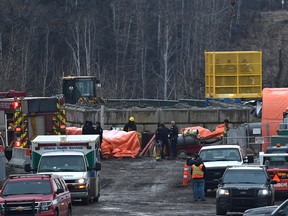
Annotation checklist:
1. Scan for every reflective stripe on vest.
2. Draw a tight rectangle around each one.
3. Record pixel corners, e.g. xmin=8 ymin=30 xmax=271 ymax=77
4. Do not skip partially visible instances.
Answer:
xmin=192 ymin=164 xmax=204 ymax=179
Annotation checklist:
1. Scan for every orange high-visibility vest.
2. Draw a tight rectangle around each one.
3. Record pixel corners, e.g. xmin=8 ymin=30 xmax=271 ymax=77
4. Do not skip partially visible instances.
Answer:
xmin=192 ymin=164 xmax=204 ymax=179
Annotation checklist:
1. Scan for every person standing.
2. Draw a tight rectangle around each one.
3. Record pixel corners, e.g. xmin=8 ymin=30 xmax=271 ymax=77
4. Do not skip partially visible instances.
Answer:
xmin=123 ymin=116 xmax=137 ymax=132
xmin=95 ymin=121 xmax=103 ymax=145
xmin=159 ymin=122 xmax=170 ymax=159
xmin=169 ymin=121 xmax=178 ymax=159
xmin=222 ymin=119 xmax=231 ymax=144
xmin=82 ymin=121 xmax=96 ymax=134
xmin=154 ymin=123 xmax=163 ymax=161
xmin=191 ymin=157 xmax=206 ymax=202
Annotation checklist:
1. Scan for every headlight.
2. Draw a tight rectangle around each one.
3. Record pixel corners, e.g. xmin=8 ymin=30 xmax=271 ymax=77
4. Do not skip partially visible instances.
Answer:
xmin=218 ymin=189 xmax=229 ymax=196
xmin=78 ymin=178 xmax=87 ymax=184
xmin=40 ymin=201 xmax=52 ymax=212
xmin=258 ymin=189 xmax=269 ymax=196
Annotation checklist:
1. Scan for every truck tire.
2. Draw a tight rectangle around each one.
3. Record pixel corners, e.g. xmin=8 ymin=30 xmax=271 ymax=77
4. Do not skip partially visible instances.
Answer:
xmin=82 ymin=196 xmax=90 ymax=205
xmin=177 ymin=150 xmax=187 ymax=159
xmin=216 ymin=202 xmax=227 ymax=215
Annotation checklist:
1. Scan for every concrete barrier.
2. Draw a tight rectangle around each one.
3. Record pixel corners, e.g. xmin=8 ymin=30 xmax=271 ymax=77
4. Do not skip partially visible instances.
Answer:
xmin=8 ymin=147 xmax=31 ymax=168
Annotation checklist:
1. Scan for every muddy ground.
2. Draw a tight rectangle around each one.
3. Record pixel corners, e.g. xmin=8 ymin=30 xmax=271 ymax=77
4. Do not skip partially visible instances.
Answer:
xmin=74 ymin=157 xmax=286 ymax=216
xmin=6 ymin=157 xmax=286 ymax=216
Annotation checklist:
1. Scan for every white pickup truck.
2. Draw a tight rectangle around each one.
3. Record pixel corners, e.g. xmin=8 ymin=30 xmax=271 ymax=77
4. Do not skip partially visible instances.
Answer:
xmin=198 ymin=145 xmax=245 ymax=192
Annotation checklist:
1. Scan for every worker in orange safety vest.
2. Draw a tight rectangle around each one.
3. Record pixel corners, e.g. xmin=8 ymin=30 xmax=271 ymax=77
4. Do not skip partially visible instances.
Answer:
xmin=191 ymin=157 xmax=206 ymax=202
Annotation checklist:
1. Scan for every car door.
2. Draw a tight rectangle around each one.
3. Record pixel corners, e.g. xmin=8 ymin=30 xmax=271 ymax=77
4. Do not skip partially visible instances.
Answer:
xmin=53 ymin=178 xmax=66 ymax=215
xmin=59 ymin=177 xmax=71 ymax=213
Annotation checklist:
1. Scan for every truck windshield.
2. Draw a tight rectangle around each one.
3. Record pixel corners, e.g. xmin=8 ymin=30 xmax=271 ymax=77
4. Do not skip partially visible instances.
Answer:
xmin=38 ymin=155 xmax=86 ymax=172
xmin=199 ymin=148 xmax=241 ymax=162
xmin=76 ymin=79 xmax=94 ymax=97
xmin=223 ymin=170 xmax=267 ymax=184
xmin=264 ymin=156 xmax=288 ymax=168
xmin=2 ymin=180 xmax=52 ymax=196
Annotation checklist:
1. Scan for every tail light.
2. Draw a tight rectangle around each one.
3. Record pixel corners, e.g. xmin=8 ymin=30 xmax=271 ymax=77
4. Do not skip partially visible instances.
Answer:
xmin=14 ymin=141 xmax=21 ymax=147
xmin=60 ymin=124 xmax=66 ymax=135
xmin=14 ymin=127 xmax=22 ymax=138
xmin=10 ymin=101 xmax=21 ymax=109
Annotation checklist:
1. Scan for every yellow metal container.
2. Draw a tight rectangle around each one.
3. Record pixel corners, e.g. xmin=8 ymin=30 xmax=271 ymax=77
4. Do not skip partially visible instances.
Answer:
xmin=205 ymin=51 xmax=262 ymax=99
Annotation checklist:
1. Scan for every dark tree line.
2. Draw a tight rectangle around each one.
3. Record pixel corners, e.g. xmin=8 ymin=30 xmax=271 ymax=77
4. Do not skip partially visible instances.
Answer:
xmin=0 ymin=0 xmax=286 ymax=99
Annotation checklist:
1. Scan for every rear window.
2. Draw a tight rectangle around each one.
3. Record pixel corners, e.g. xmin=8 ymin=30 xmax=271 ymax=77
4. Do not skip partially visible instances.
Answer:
xmin=223 ymin=169 xmax=267 ymax=184
xmin=199 ymin=148 xmax=241 ymax=162
xmin=2 ymin=180 xmax=52 ymax=196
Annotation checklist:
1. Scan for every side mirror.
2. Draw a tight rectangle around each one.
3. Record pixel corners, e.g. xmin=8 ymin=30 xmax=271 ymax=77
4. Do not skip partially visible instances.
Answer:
xmin=218 ymin=178 xmax=223 ymax=184
xmin=24 ymin=164 xmax=31 ymax=172
xmin=247 ymin=155 xmax=254 ymax=163
xmin=95 ymin=162 xmax=101 ymax=171
xmin=270 ymin=179 xmax=278 ymax=185
xmin=56 ymin=188 xmax=64 ymax=194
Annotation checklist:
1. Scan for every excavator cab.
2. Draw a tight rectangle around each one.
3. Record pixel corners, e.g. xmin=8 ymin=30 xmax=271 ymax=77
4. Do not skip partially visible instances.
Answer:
xmin=62 ymin=76 xmax=100 ymax=104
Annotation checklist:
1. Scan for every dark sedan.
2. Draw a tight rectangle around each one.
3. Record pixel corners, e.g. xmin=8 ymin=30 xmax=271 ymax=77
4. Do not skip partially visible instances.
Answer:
xmin=243 ymin=199 xmax=288 ymax=216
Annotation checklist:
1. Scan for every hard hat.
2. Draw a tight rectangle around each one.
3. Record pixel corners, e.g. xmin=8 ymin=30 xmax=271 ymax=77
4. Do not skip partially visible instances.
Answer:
xmin=129 ymin=116 xmax=135 ymax=122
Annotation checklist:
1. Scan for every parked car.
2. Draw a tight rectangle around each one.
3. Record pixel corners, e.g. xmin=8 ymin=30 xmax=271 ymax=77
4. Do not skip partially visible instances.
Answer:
xmin=243 ymin=199 xmax=288 ymax=216
xmin=0 ymin=174 xmax=72 ymax=216
xmin=216 ymin=165 xmax=277 ymax=215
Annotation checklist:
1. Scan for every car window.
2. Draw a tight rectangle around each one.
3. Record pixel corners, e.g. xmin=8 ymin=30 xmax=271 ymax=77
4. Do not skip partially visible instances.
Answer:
xmin=54 ymin=178 xmax=64 ymax=191
xmin=2 ymin=180 xmax=52 ymax=195
xmin=223 ymin=169 xmax=267 ymax=184
xmin=59 ymin=178 xmax=68 ymax=191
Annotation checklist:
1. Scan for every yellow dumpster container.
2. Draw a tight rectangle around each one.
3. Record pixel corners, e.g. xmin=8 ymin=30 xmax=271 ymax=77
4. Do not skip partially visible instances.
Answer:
xmin=205 ymin=51 xmax=262 ymax=99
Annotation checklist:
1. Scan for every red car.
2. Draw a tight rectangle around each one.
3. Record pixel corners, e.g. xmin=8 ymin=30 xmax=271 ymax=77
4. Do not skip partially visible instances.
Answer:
xmin=0 ymin=174 xmax=72 ymax=216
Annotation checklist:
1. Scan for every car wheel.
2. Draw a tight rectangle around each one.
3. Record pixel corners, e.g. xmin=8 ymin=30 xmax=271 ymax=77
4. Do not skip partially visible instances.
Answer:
xmin=67 ymin=206 xmax=72 ymax=216
xmin=82 ymin=196 xmax=90 ymax=205
xmin=55 ymin=210 xmax=59 ymax=216
xmin=216 ymin=202 xmax=227 ymax=215
xmin=177 ymin=150 xmax=187 ymax=159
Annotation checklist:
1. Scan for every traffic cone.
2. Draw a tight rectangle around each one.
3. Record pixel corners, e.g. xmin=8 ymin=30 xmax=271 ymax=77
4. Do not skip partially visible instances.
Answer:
xmin=182 ymin=163 xmax=189 ymax=186
xmin=273 ymin=174 xmax=281 ymax=183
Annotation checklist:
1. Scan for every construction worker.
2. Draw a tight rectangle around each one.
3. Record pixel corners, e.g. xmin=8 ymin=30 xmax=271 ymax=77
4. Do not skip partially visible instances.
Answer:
xmin=191 ymin=157 xmax=206 ymax=202
xmin=222 ymin=119 xmax=231 ymax=144
xmin=123 ymin=116 xmax=137 ymax=132
xmin=169 ymin=121 xmax=178 ymax=159
xmin=95 ymin=122 xmax=103 ymax=145
xmin=159 ymin=122 xmax=170 ymax=159
xmin=82 ymin=121 xmax=97 ymax=134
xmin=155 ymin=123 xmax=162 ymax=161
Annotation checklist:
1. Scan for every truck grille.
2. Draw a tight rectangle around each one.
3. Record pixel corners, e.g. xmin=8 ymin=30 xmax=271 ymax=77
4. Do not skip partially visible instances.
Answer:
xmin=2 ymin=200 xmax=39 ymax=216
xmin=230 ymin=189 xmax=259 ymax=209
xmin=205 ymin=167 xmax=226 ymax=189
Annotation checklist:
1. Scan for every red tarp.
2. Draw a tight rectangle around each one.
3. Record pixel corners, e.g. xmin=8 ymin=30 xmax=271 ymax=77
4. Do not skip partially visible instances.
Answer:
xmin=262 ymin=88 xmax=288 ymax=151
xmin=180 ymin=124 xmax=225 ymax=139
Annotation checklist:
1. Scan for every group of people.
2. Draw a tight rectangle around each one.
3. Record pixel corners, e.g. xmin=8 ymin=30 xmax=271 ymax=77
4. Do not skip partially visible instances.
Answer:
xmin=82 ymin=120 xmax=103 ymax=145
xmin=154 ymin=121 xmax=179 ymax=161
xmin=122 ymin=117 xmax=179 ymax=161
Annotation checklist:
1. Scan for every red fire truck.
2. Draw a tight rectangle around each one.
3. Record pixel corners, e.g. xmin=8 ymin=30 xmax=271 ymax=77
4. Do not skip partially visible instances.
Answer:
xmin=260 ymin=151 xmax=288 ymax=192
xmin=0 ymin=92 xmax=66 ymax=159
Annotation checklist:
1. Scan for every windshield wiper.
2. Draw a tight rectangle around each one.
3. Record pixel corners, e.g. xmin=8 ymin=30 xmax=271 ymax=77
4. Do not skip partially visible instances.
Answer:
xmin=59 ymin=169 xmax=77 ymax=172
xmin=39 ymin=169 xmax=56 ymax=172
